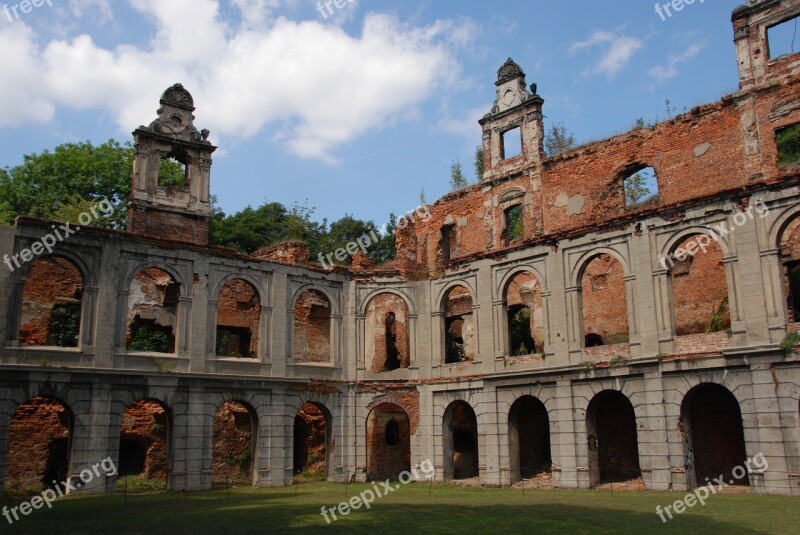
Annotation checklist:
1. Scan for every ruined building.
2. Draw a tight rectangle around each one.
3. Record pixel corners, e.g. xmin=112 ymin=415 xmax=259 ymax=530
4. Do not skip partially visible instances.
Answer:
xmin=2 ymin=0 xmax=800 ymax=496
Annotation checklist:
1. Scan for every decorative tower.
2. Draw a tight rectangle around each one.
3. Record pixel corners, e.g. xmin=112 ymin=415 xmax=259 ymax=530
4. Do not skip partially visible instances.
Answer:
xmin=127 ymin=84 xmax=216 ymax=246
xmin=478 ymin=59 xmax=545 ymax=182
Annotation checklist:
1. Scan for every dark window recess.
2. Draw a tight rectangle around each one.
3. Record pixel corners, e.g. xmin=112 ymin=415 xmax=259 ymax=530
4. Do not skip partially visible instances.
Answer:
xmin=118 ymin=438 xmax=147 ymax=476
xmin=767 ymin=16 xmax=799 ymax=59
xmin=508 ymin=305 xmax=534 ymax=356
xmin=585 ymin=333 xmax=604 ymax=347
xmin=47 ymin=303 xmax=81 ymax=347
xmin=384 ymin=312 xmax=401 ymax=371
xmin=787 ymin=262 xmax=800 ymax=322
xmin=505 ymin=204 xmax=524 ymax=243
xmin=776 ymin=123 xmax=800 ymax=165
xmin=502 ymin=127 xmax=522 ymax=159
xmin=216 ymin=326 xmax=253 ymax=358
xmin=385 ymin=420 xmax=400 ymax=446
xmin=441 ymin=225 xmax=457 ymax=266
xmin=445 ymin=317 xmax=466 ymax=363
xmin=623 ymin=166 xmax=659 ymax=207
xmin=128 ymin=317 xmax=174 ymax=353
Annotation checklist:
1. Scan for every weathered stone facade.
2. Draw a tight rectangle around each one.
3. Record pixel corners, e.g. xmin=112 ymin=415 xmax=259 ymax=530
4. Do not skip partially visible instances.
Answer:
xmin=1 ymin=0 xmax=800 ymax=497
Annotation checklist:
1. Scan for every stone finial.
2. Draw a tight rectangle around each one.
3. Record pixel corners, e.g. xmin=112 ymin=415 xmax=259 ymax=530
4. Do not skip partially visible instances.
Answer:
xmin=496 ymin=58 xmax=525 ymax=86
xmin=139 ymin=83 xmax=211 ymax=145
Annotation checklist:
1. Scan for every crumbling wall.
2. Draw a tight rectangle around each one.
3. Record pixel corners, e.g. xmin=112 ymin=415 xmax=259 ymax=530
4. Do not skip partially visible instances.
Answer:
xmin=293 ymin=290 xmax=331 ymax=363
xmin=366 ymin=403 xmax=410 ymax=480
xmin=365 ymin=294 xmax=410 ymax=373
xmin=120 ymin=400 xmax=169 ymax=480
xmin=5 ymin=398 xmax=70 ymax=491
xmin=581 ymin=254 xmax=628 ymax=346
xmin=126 ymin=268 xmax=178 ymax=352
xmin=19 ymin=256 xmax=83 ymax=347
xmin=444 ymin=286 xmax=476 ymax=363
xmin=212 ymin=401 xmax=253 ymax=485
xmin=671 ymin=236 xmax=729 ymax=335
xmin=216 ymin=279 xmax=260 ymax=357
xmin=781 ymin=217 xmax=800 ymax=323
xmin=505 ymin=271 xmax=544 ymax=355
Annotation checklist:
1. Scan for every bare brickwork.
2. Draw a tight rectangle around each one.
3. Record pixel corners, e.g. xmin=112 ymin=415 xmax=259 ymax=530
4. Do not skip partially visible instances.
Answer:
xmin=1 ymin=0 xmax=800 ymax=498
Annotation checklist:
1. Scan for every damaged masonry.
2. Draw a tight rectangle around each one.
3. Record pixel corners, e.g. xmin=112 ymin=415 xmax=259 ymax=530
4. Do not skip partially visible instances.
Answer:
xmin=3 ymin=0 xmax=800 ymax=497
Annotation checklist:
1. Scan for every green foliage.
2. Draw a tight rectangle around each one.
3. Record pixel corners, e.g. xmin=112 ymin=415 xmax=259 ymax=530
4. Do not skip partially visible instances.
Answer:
xmin=215 ymin=329 xmax=251 ymax=358
xmin=509 ymin=307 xmax=534 ymax=356
xmin=776 ymin=123 xmax=800 ymax=165
xmin=705 ymin=297 xmax=730 ymax=333
xmin=780 ymin=331 xmax=800 ymax=354
xmin=0 ymin=140 xmax=132 ymax=229
xmin=544 ymin=123 xmax=576 ymax=157
xmin=47 ymin=304 xmax=80 ymax=347
xmin=624 ymin=173 xmax=652 ymax=206
xmin=115 ymin=474 xmax=167 ymax=492
xmin=227 ymin=451 xmax=252 ymax=467
xmin=419 ymin=188 xmax=427 ymax=205
xmin=445 ymin=339 xmax=466 ymax=363
xmin=506 ymin=205 xmax=524 ymax=242
xmin=158 ymin=158 xmax=187 ymax=189
xmin=450 ymin=159 xmax=468 ymax=191
xmin=474 ymin=145 xmax=485 ymax=181
xmin=129 ymin=327 xmax=171 ymax=353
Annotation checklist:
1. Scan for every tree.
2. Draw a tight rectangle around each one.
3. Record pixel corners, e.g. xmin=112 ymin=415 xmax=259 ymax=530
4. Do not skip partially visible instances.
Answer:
xmin=450 ymin=159 xmax=467 ymax=191
xmin=474 ymin=145 xmax=485 ymax=181
xmin=544 ymin=123 xmax=576 ymax=157
xmin=0 ymin=140 xmax=134 ymax=229
xmin=624 ymin=173 xmax=652 ymax=206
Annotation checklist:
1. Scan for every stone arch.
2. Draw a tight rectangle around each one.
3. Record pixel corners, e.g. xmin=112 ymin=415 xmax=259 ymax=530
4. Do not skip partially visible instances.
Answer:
xmin=4 ymin=396 xmax=73 ymax=492
xmin=440 ymin=285 xmax=476 ymax=363
xmin=578 ymin=253 xmax=630 ymax=348
xmin=293 ymin=402 xmax=332 ymax=478
xmin=358 ymin=288 xmax=415 ymax=317
xmin=586 ymin=390 xmax=641 ymax=487
xmin=212 ymin=273 xmax=267 ymax=307
xmin=502 ymin=270 xmax=544 ymax=356
xmin=508 ymin=396 xmax=551 ymax=484
xmin=775 ymin=211 xmax=800 ymax=323
xmin=290 ymin=284 xmax=339 ymax=315
xmin=18 ymin=255 xmax=85 ymax=348
xmin=121 ymin=261 xmax=188 ymax=297
xmin=662 ymin=231 xmax=730 ymax=336
xmin=364 ymin=293 xmax=410 ymax=372
xmin=366 ymin=403 xmax=411 ymax=480
xmin=212 ymin=400 xmax=257 ymax=486
xmin=118 ymin=398 xmax=172 ymax=487
xmin=442 ymin=400 xmax=479 ymax=480
xmin=680 ymin=383 xmax=749 ymax=489
xmin=572 ymin=247 xmax=630 ymax=288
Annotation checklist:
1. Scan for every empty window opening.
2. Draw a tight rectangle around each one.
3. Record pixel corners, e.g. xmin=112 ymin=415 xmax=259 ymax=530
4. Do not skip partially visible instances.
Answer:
xmin=5 ymin=397 xmax=72 ymax=492
xmin=19 ymin=256 xmax=83 ymax=348
xmin=669 ymin=235 xmax=730 ymax=335
xmin=119 ymin=400 xmax=170 ymax=489
xmin=293 ymin=290 xmax=332 ymax=363
xmin=365 ymin=294 xmax=410 ymax=373
xmin=509 ymin=396 xmax=551 ymax=484
xmin=502 ymin=127 xmax=522 ymax=159
xmin=443 ymin=286 xmax=476 ymax=363
xmin=776 ymin=122 xmax=800 ymax=166
xmin=681 ymin=384 xmax=749 ymax=489
xmin=623 ymin=166 xmax=660 ymax=207
xmin=158 ymin=155 xmax=187 ymax=190
xmin=581 ymin=254 xmax=629 ymax=348
xmin=443 ymin=401 xmax=479 ymax=481
xmin=585 ymin=333 xmax=604 ymax=347
xmin=505 ymin=271 xmax=543 ymax=356
xmin=126 ymin=268 xmax=179 ymax=354
xmin=367 ymin=403 xmax=410 ymax=480
xmin=212 ymin=401 xmax=255 ymax=486
xmin=767 ymin=16 xmax=799 ymax=59
xmin=216 ymin=279 xmax=260 ymax=358
xmin=780 ymin=217 xmax=800 ymax=323
xmin=586 ymin=391 xmax=642 ymax=487
xmin=441 ymin=224 xmax=457 ymax=267
xmin=505 ymin=204 xmax=524 ymax=243
xmin=293 ymin=403 xmax=329 ymax=478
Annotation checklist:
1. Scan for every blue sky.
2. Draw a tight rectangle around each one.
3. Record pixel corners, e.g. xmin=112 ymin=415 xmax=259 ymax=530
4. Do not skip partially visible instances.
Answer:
xmin=0 ymin=1 xmax=760 ymax=226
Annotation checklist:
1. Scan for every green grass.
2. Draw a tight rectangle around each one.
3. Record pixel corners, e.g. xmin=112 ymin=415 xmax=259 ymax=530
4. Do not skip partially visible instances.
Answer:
xmin=1 ymin=482 xmax=798 ymax=534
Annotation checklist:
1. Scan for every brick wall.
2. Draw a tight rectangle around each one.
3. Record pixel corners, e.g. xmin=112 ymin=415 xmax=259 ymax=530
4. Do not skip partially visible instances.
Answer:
xmin=293 ymin=290 xmax=331 ymax=363
xmin=5 ymin=398 xmax=70 ymax=491
xmin=19 ymin=257 xmax=83 ymax=346
xmin=293 ymin=403 xmax=326 ymax=475
xmin=120 ymin=400 xmax=169 ymax=480
xmin=365 ymin=293 xmax=410 ymax=373
xmin=671 ymin=236 xmax=729 ymax=335
xmin=216 ymin=279 xmax=261 ymax=357
xmin=581 ymin=254 xmax=628 ymax=344
xmin=212 ymin=401 xmax=253 ymax=485
xmin=505 ymin=271 xmax=544 ymax=354
xmin=126 ymin=268 xmax=178 ymax=348
xmin=127 ymin=208 xmax=209 ymax=246
xmin=366 ymin=404 xmax=410 ymax=480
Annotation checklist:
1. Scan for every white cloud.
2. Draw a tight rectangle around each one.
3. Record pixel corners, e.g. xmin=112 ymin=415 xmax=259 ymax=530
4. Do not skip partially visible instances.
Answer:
xmin=0 ymin=0 xmax=463 ymax=163
xmin=569 ymin=30 xmax=642 ymax=79
xmin=68 ymin=0 xmax=113 ymax=24
xmin=649 ymin=42 xmax=706 ymax=81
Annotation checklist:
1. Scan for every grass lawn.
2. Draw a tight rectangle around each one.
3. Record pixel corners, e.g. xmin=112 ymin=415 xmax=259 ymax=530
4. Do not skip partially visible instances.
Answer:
xmin=1 ymin=481 xmax=798 ymax=534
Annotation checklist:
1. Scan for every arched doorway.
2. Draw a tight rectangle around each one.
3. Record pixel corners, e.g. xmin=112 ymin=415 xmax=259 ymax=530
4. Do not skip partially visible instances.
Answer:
xmin=118 ymin=399 xmax=171 ymax=489
xmin=443 ymin=401 xmax=479 ymax=480
xmin=509 ymin=396 xmax=551 ymax=484
xmin=586 ymin=390 xmax=641 ymax=486
xmin=366 ymin=403 xmax=411 ymax=480
xmin=212 ymin=401 xmax=257 ymax=486
xmin=293 ymin=403 xmax=331 ymax=479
